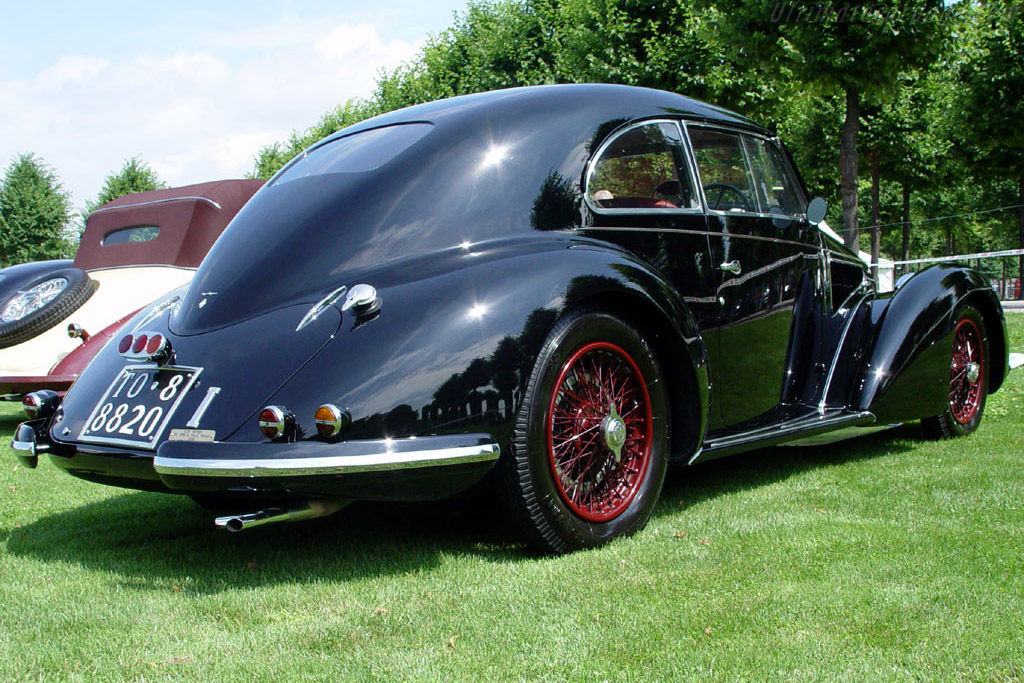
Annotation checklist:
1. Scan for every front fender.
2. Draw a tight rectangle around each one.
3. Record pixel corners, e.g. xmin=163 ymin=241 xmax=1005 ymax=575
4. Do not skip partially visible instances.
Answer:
xmin=255 ymin=235 xmax=709 ymax=451
xmin=854 ymin=264 xmax=1007 ymax=423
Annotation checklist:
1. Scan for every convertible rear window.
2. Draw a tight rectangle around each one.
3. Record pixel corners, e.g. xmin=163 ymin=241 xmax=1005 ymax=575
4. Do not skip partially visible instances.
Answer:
xmin=272 ymin=123 xmax=433 ymax=185
xmin=102 ymin=225 xmax=160 ymax=245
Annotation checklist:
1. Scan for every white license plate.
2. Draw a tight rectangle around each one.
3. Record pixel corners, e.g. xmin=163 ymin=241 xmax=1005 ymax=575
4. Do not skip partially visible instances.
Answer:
xmin=78 ymin=365 xmax=202 ymax=449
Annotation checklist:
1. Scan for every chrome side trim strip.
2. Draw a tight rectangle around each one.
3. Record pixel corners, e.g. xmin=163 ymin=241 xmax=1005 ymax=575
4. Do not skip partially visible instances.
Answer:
xmin=694 ymin=410 xmax=875 ymax=463
xmin=577 ymin=226 xmax=813 ymax=250
xmin=154 ymin=437 xmax=500 ymax=478
xmin=90 ymin=196 xmax=222 ymax=214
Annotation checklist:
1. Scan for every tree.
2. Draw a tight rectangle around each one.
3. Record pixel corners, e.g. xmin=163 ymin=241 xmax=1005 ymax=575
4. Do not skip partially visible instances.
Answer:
xmin=858 ymin=67 xmax=947 ymax=274
xmin=254 ymin=0 xmax=775 ymax=178
xmin=0 ymin=153 xmax=73 ymax=266
xmin=709 ymin=0 xmax=948 ymax=252
xmin=953 ymin=0 xmax=1024 ymax=297
xmin=84 ymin=157 xmax=166 ymax=219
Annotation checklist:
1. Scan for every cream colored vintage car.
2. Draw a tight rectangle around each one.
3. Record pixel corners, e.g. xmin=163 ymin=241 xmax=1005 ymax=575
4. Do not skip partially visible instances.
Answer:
xmin=0 ymin=179 xmax=262 ymax=395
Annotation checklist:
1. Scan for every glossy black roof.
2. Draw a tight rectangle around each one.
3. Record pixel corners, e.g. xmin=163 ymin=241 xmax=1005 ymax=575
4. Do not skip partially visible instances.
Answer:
xmin=175 ymin=85 xmax=767 ymax=333
xmin=328 ymin=83 xmax=764 ymax=147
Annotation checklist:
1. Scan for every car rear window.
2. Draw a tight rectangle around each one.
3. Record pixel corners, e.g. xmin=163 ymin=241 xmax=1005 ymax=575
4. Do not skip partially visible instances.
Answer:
xmin=102 ymin=225 xmax=160 ymax=245
xmin=272 ymin=123 xmax=433 ymax=185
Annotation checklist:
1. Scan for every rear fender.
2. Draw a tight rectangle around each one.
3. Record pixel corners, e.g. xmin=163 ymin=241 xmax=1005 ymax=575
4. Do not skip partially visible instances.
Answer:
xmin=256 ymin=237 xmax=710 ymax=453
xmin=854 ymin=265 xmax=1007 ymax=423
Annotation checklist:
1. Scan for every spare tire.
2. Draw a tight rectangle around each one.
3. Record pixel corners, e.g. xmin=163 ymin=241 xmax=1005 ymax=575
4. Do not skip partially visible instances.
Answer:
xmin=0 ymin=267 xmax=96 ymax=348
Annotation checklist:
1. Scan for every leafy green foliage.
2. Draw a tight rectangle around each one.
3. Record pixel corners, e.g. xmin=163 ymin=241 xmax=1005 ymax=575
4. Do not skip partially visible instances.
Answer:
xmin=84 ymin=157 xmax=166 ymax=216
xmin=255 ymin=0 xmax=772 ymax=178
xmin=79 ymin=157 xmax=166 ymax=236
xmin=954 ymin=0 xmax=1024 ymax=178
xmin=0 ymin=153 xmax=73 ymax=266
xmin=952 ymin=0 xmax=1024 ymax=290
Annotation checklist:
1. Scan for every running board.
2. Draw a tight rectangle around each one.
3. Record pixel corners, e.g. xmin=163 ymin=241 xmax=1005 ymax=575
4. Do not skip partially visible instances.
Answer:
xmin=690 ymin=410 xmax=876 ymax=464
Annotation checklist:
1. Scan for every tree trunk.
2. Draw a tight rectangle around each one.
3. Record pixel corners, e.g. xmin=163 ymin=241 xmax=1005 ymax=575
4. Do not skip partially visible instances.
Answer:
xmin=1018 ymin=174 xmax=1024 ymax=299
xmin=840 ymin=85 xmax=860 ymax=253
xmin=870 ymin=159 xmax=881 ymax=282
xmin=901 ymin=183 xmax=911 ymax=275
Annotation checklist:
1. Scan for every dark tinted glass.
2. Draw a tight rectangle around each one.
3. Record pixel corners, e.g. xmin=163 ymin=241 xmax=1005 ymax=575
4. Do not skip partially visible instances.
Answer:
xmin=272 ymin=123 xmax=433 ymax=185
xmin=102 ymin=225 xmax=160 ymax=245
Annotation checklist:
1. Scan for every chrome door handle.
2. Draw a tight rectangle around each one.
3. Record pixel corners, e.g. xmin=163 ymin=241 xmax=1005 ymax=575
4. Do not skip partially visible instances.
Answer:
xmin=720 ymin=260 xmax=742 ymax=275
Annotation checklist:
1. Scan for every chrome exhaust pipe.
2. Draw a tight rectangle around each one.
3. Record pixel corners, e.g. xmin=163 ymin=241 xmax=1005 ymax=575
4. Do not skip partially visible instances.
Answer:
xmin=214 ymin=499 xmax=350 ymax=532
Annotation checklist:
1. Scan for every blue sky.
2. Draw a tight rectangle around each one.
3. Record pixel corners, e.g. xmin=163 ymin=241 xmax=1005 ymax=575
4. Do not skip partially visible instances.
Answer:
xmin=0 ymin=0 xmax=470 ymax=208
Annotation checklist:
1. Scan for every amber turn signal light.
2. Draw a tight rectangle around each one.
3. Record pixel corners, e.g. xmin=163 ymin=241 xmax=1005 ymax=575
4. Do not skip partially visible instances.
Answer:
xmin=313 ymin=404 xmax=350 ymax=438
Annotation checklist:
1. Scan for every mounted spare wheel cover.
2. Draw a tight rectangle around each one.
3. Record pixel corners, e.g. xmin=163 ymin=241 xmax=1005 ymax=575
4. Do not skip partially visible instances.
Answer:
xmin=0 ymin=267 xmax=96 ymax=348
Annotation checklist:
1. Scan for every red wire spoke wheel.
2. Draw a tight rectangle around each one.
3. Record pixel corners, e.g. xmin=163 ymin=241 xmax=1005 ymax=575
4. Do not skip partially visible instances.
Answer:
xmin=923 ymin=305 xmax=989 ymax=439
xmin=546 ymin=342 xmax=653 ymax=522
xmin=948 ymin=317 xmax=984 ymax=425
xmin=500 ymin=309 xmax=668 ymax=553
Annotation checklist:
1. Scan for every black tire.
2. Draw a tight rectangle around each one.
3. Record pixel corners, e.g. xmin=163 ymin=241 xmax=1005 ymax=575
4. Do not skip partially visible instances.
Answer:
xmin=0 ymin=267 xmax=95 ymax=348
xmin=498 ymin=309 xmax=669 ymax=553
xmin=922 ymin=305 xmax=988 ymax=439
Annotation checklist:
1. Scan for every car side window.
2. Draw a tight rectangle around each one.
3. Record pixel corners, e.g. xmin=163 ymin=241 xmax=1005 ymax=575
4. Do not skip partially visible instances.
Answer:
xmin=687 ymin=127 xmax=759 ymax=213
xmin=587 ymin=122 xmax=699 ymax=211
xmin=743 ymin=136 xmax=806 ymax=218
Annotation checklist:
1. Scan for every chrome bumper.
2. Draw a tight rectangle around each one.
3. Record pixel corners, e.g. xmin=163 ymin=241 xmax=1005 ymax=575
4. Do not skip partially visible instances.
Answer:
xmin=14 ymin=425 xmax=501 ymax=501
xmin=10 ymin=420 xmax=47 ymax=469
xmin=153 ymin=434 xmax=500 ymax=478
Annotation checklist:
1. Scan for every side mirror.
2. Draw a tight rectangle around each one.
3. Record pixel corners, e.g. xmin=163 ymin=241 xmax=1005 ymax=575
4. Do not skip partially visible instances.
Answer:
xmin=806 ymin=197 xmax=827 ymax=226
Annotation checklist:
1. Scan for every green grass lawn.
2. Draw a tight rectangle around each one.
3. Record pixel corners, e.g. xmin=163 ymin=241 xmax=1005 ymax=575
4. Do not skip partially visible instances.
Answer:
xmin=2 ymin=318 xmax=1022 ymax=681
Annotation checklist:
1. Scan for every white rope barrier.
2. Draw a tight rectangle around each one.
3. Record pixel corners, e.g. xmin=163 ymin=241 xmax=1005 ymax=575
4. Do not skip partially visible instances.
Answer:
xmin=888 ymin=248 xmax=1024 ymax=267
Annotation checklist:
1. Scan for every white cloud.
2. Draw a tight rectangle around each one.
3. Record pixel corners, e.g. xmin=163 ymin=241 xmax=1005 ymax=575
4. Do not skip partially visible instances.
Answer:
xmin=0 ymin=22 xmax=422 ymax=209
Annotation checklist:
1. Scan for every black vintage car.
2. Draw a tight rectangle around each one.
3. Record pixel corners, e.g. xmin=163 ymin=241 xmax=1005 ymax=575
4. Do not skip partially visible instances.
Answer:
xmin=12 ymin=85 xmax=1008 ymax=553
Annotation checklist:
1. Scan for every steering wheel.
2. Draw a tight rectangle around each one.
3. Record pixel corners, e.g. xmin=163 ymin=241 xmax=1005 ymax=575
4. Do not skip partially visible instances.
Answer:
xmin=703 ymin=183 xmax=752 ymax=212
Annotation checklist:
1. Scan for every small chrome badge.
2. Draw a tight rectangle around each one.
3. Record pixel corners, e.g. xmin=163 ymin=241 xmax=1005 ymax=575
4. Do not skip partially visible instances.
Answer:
xmin=168 ymin=429 xmax=216 ymax=443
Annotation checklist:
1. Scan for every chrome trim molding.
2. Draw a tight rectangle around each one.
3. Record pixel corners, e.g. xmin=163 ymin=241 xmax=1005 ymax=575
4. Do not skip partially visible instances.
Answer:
xmin=154 ymin=434 xmax=500 ymax=478
xmin=696 ymin=410 xmax=875 ymax=463
xmin=186 ymin=387 xmax=221 ymax=428
xmin=584 ymin=118 xmax=706 ymax=216
xmin=91 ymin=196 xmax=222 ymax=214
xmin=296 ymin=285 xmax=347 ymax=331
xmin=578 ymin=226 xmax=813 ymax=250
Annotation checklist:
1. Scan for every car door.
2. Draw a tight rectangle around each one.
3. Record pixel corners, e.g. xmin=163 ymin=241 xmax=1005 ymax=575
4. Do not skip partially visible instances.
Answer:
xmin=582 ymin=119 xmax=718 ymax=332
xmin=685 ymin=125 xmax=822 ymax=430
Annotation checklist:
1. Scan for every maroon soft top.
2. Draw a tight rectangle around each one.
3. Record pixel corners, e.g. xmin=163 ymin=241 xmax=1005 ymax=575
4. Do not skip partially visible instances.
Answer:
xmin=73 ymin=179 xmax=264 ymax=271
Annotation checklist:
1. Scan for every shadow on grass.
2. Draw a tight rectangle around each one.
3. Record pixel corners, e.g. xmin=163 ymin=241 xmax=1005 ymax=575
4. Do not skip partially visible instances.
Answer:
xmin=0 ymin=412 xmax=24 ymax=432
xmin=3 ymin=424 xmax=923 ymax=591
xmin=658 ymin=423 xmax=922 ymax=510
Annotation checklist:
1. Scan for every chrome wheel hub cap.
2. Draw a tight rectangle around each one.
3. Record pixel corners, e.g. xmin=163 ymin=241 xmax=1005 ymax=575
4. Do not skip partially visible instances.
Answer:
xmin=601 ymin=403 xmax=627 ymax=462
xmin=1 ymin=277 xmax=67 ymax=322
xmin=966 ymin=362 xmax=980 ymax=384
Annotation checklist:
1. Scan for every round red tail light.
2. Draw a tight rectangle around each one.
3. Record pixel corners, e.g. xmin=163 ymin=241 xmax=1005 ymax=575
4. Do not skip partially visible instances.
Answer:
xmin=22 ymin=390 xmax=59 ymax=419
xmin=22 ymin=393 xmax=41 ymax=419
xmin=145 ymin=334 xmax=166 ymax=357
xmin=117 ymin=330 xmax=173 ymax=362
xmin=258 ymin=405 xmax=294 ymax=440
xmin=132 ymin=334 xmax=149 ymax=355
